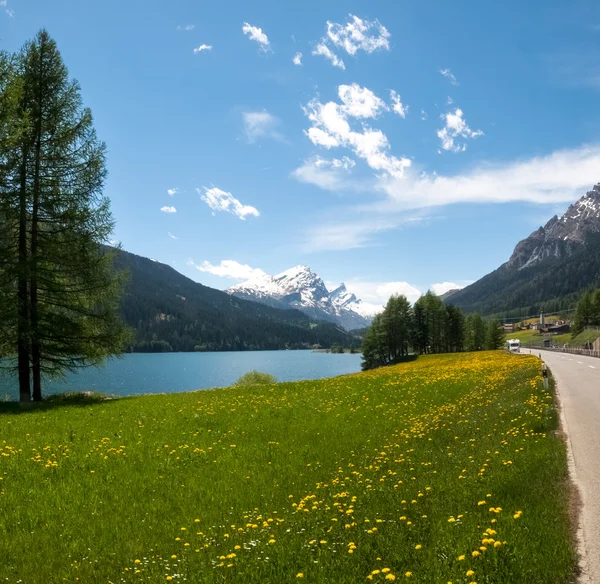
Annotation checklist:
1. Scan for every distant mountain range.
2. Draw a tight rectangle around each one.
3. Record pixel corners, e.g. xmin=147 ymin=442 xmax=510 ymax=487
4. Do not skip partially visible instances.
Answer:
xmin=227 ymin=265 xmax=374 ymax=331
xmin=111 ymin=249 xmax=360 ymax=352
xmin=448 ymin=183 xmax=600 ymax=316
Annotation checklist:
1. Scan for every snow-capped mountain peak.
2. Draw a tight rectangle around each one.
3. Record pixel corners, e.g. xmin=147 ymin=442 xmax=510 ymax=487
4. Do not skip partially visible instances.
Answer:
xmin=227 ymin=269 xmax=376 ymax=330
xmin=328 ymin=283 xmax=358 ymax=308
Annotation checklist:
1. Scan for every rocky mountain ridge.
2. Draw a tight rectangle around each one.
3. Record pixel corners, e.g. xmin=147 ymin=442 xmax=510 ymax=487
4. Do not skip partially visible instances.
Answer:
xmin=508 ymin=184 xmax=600 ymax=270
xmin=446 ymin=182 xmax=600 ymax=316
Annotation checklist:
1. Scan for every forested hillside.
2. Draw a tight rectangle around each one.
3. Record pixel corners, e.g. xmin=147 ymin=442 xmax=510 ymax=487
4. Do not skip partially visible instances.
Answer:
xmin=449 ymin=232 xmax=600 ymax=318
xmin=112 ymin=249 xmax=359 ymax=352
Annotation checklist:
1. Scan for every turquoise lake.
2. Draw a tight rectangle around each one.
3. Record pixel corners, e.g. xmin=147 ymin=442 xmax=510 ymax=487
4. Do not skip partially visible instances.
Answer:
xmin=0 ymin=351 xmax=363 ymax=399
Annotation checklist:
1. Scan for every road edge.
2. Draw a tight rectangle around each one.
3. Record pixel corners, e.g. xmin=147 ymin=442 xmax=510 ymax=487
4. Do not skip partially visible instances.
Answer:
xmin=548 ymin=360 xmax=592 ymax=584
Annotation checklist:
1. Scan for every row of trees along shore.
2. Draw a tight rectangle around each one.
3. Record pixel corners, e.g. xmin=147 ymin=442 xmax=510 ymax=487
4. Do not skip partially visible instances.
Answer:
xmin=362 ymin=292 xmax=504 ymax=370
xmin=0 ymin=31 xmax=128 ymax=402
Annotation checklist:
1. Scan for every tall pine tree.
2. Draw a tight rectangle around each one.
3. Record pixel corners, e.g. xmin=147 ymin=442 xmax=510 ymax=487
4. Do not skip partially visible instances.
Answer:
xmin=0 ymin=31 xmax=129 ymax=401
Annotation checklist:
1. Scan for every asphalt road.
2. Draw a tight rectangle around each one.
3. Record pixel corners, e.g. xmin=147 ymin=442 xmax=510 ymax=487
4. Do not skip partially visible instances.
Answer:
xmin=524 ymin=349 xmax=600 ymax=583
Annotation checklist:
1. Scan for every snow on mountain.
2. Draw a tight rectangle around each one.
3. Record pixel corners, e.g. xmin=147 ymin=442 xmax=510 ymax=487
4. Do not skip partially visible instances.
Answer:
xmin=227 ymin=266 xmax=375 ymax=330
xmin=507 ymin=183 xmax=600 ymax=270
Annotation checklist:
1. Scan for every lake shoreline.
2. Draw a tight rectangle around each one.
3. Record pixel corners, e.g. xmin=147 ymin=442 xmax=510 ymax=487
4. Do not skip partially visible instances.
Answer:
xmin=0 ymin=350 xmax=363 ymax=400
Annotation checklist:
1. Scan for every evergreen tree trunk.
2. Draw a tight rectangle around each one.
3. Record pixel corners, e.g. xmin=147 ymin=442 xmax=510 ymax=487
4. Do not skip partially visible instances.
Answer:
xmin=31 ymin=144 xmax=41 ymax=401
xmin=30 ymin=45 xmax=43 ymax=402
xmin=17 ymin=146 xmax=31 ymax=402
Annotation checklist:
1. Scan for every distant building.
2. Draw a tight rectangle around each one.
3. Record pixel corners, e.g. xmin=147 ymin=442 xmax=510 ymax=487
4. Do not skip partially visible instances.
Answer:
xmin=531 ymin=323 xmax=544 ymax=331
xmin=545 ymin=323 xmax=570 ymax=335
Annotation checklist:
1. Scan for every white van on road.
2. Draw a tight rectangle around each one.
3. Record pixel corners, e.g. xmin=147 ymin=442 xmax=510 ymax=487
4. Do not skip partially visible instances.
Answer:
xmin=506 ymin=339 xmax=521 ymax=353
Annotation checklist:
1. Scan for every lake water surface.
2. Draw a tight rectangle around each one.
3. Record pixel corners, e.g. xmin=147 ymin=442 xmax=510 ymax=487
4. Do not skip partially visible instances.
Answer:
xmin=0 ymin=351 xmax=363 ymax=399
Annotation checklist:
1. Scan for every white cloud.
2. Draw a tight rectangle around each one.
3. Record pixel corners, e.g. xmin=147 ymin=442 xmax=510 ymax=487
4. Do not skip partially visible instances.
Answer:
xmin=302 ymin=84 xmax=411 ymax=178
xmin=160 ymin=206 xmax=177 ymax=213
xmin=1 ymin=0 xmax=14 ymax=17
xmin=194 ymin=259 xmax=268 ymax=280
xmin=390 ymin=90 xmax=408 ymax=118
xmin=193 ymin=44 xmax=213 ymax=54
xmin=293 ymin=52 xmax=303 ymax=66
xmin=327 ymin=15 xmax=390 ymax=56
xmin=312 ymin=14 xmax=390 ymax=69
xmin=303 ymin=219 xmax=399 ymax=252
xmin=346 ymin=280 xmax=422 ymax=308
xmin=242 ymin=111 xmax=282 ymax=142
xmin=378 ymin=145 xmax=600 ymax=209
xmin=199 ymin=187 xmax=259 ymax=220
xmin=420 ymin=109 xmax=428 ymax=121
xmin=167 ymin=187 xmax=178 ymax=196
xmin=168 ymin=232 xmax=179 ymax=240
xmin=315 ymin=156 xmax=356 ymax=170
xmin=292 ymin=156 xmax=357 ymax=191
xmin=177 ymin=24 xmax=195 ymax=31
xmin=446 ymin=96 xmax=454 ymax=105
xmin=339 ymin=83 xmax=388 ymax=118
xmin=312 ymin=43 xmax=345 ymax=70
xmin=242 ymin=22 xmax=270 ymax=51
xmin=431 ymin=281 xmax=467 ymax=296
xmin=437 ymin=108 xmax=483 ymax=152
xmin=439 ymin=68 xmax=459 ymax=85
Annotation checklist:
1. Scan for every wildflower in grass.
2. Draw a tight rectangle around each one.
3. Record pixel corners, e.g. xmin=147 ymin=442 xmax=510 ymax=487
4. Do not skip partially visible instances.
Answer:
xmin=458 ymin=555 xmax=465 ymax=561
xmin=472 ymin=551 xmax=480 ymax=557
xmin=405 ymin=572 xmax=412 ymax=577
xmin=134 ymin=559 xmax=141 ymax=564
xmin=466 ymin=570 xmax=475 ymax=577
xmin=494 ymin=541 xmax=502 ymax=548
xmin=385 ymin=575 xmax=396 ymax=581
xmin=415 ymin=544 xmax=422 ymax=550
xmin=296 ymin=574 xmax=304 ymax=579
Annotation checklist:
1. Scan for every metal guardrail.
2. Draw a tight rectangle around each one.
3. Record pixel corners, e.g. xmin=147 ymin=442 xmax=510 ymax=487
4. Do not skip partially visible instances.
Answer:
xmin=540 ymin=347 xmax=600 ymax=359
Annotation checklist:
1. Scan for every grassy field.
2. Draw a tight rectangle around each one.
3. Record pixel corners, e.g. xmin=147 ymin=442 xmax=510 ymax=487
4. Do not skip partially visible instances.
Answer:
xmin=570 ymin=329 xmax=600 ymax=347
xmin=503 ymin=329 xmax=541 ymax=343
xmin=503 ymin=330 xmax=572 ymax=347
xmin=0 ymin=352 xmax=575 ymax=583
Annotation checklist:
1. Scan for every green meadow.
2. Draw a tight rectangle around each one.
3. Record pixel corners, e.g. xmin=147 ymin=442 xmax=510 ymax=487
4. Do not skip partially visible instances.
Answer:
xmin=0 ymin=352 xmax=575 ymax=583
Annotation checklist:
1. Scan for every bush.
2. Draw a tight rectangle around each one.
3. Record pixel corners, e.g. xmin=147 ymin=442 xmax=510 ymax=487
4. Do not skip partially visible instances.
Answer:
xmin=235 ymin=370 xmax=277 ymax=386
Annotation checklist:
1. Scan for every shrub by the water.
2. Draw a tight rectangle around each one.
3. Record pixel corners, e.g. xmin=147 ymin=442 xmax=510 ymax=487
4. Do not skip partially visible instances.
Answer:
xmin=235 ymin=370 xmax=277 ymax=386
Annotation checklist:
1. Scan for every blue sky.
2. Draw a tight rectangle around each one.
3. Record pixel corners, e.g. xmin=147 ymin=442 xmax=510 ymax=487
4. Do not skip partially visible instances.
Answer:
xmin=4 ymin=0 xmax=600 ymax=308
